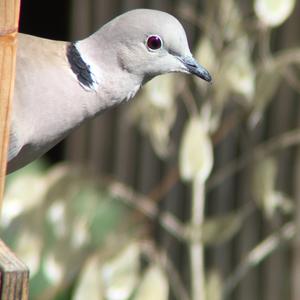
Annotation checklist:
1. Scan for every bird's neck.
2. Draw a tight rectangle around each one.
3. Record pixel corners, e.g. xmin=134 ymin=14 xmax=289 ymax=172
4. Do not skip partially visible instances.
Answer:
xmin=73 ymin=38 xmax=142 ymax=117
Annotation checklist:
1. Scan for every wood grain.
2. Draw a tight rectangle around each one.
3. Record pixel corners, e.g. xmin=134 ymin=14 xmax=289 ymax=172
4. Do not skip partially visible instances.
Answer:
xmin=0 ymin=240 xmax=29 ymax=300
xmin=0 ymin=0 xmax=20 ymax=204
xmin=0 ymin=1 xmax=29 ymax=300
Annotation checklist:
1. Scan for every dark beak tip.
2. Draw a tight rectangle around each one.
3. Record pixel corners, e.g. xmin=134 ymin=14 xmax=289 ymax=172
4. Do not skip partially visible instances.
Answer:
xmin=202 ymin=72 xmax=212 ymax=83
xmin=194 ymin=69 xmax=212 ymax=83
xmin=207 ymin=75 xmax=213 ymax=83
xmin=178 ymin=55 xmax=213 ymax=83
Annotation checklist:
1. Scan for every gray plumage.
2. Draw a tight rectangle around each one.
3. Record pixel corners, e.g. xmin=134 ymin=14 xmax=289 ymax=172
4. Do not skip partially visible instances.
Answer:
xmin=7 ymin=9 xmax=211 ymax=173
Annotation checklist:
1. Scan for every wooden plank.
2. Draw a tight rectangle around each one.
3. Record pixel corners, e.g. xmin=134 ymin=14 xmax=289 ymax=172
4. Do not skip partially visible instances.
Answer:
xmin=0 ymin=0 xmax=20 ymax=204
xmin=0 ymin=241 xmax=29 ymax=300
xmin=0 ymin=1 xmax=30 ymax=299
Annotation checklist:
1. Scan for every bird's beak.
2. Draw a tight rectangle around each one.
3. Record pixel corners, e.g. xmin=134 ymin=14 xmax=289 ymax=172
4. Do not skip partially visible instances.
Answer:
xmin=178 ymin=56 xmax=212 ymax=82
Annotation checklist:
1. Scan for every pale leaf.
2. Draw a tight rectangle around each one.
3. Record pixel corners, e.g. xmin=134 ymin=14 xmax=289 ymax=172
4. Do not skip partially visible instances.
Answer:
xmin=72 ymin=255 xmax=103 ymax=300
xmin=179 ymin=117 xmax=213 ymax=183
xmin=144 ymin=74 xmax=175 ymax=109
xmin=130 ymin=74 xmax=177 ymax=157
xmin=16 ymin=231 xmax=42 ymax=277
xmin=46 ymin=201 xmax=67 ymax=238
xmin=205 ymin=270 xmax=223 ymax=300
xmin=202 ymin=213 xmax=243 ymax=245
xmin=219 ymin=0 xmax=243 ymax=40
xmin=3 ymin=174 xmax=47 ymax=226
xmin=133 ymin=265 xmax=169 ymax=300
xmin=102 ymin=243 xmax=140 ymax=300
xmin=252 ymin=157 xmax=278 ymax=218
xmin=71 ymin=218 xmax=90 ymax=249
xmin=195 ymin=37 xmax=216 ymax=88
xmin=43 ymin=252 xmax=65 ymax=284
xmin=254 ymin=0 xmax=296 ymax=27
xmin=222 ymin=40 xmax=255 ymax=101
xmin=200 ymin=102 xmax=221 ymax=135
xmin=272 ymin=191 xmax=294 ymax=215
xmin=249 ymin=64 xmax=281 ymax=126
xmin=264 ymin=191 xmax=294 ymax=218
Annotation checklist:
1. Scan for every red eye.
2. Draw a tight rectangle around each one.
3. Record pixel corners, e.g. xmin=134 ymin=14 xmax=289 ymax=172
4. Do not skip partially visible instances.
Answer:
xmin=146 ymin=35 xmax=162 ymax=50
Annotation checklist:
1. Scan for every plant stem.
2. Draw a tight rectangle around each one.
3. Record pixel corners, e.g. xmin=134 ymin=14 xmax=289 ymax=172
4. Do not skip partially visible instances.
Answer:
xmin=190 ymin=177 xmax=206 ymax=300
xmin=223 ymin=222 xmax=295 ymax=299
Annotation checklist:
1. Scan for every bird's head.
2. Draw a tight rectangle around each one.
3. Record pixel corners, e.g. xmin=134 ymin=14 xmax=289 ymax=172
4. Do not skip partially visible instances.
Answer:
xmin=97 ymin=9 xmax=212 ymax=84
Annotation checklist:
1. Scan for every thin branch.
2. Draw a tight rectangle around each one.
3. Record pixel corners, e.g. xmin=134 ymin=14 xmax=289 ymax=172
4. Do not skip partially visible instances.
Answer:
xmin=208 ymin=128 xmax=300 ymax=190
xmin=258 ymin=27 xmax=271 ymax=61
xmin=176 ymin=2 xmax=223 ymax=51
xmin=146 ymin=110 xmax=245 ymax=203
xmin=180 ymin=84 xmax=199 ymax=117
xmin=282 ymin=67 xmax=300 ymax=94
xmin=273 ymin=48 xmax=300 ymax=69
xmin=176 ymin=3 xmax=206 ymax=30
xmin=212 ymin=110 xmax=245 ymax=144
xmin=141 ymin=241 xmax=190 ymax=300
xmin=102 ymin=178 xmax=186 ymax=241
xmin=163 ymin=252 xmax=191 ymax=300
xmin=223 ymin=222 xmax=295 ymax=299
xmin=148 ymin=167 xmax=179 ymax=202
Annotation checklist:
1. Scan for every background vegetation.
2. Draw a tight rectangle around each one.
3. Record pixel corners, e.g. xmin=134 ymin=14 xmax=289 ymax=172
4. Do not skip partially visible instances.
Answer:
xmin=3 ymin=0 xmax=300 ymax=299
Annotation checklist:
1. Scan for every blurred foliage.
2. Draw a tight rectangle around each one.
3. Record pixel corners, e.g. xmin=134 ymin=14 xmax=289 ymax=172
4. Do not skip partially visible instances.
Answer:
xmin=131 ymin=74 xmax=177 ymax=158
xmin=179 ymin=116 xmax=213 ymax=183
xmin=3 ymin=162 xmax=149 ymax=300
xmin=3 ymin=0 xmax=300 ymax=299
xmin=252 ymin=157 xmax=294 ymax=218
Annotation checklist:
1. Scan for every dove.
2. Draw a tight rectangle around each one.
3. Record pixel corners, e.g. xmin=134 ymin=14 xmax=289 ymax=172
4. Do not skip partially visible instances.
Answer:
xmin=7 ymin=9 xmax=211 ymax=173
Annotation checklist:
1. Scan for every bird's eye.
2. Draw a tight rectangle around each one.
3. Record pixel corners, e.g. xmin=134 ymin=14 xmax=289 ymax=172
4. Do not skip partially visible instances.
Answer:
xmin=146 ymin=35 xmax=163 ymax=51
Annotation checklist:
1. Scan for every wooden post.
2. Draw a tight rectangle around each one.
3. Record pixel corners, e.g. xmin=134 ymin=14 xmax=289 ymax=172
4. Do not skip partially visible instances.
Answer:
xmin=0 ymin=0 xmax=19 ymax=199
xmin=0 ymin=1 xmax=29 ymax=299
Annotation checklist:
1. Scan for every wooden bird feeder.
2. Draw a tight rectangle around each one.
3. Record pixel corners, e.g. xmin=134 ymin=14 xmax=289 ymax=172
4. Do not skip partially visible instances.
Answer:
xmin=0 ymin=0 xmax=29 ymax=298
